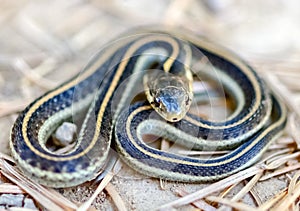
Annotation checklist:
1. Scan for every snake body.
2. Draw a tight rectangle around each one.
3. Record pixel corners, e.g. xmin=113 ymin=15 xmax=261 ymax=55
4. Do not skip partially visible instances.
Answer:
xmin=10 ymin=29 xmax=287 ymax=187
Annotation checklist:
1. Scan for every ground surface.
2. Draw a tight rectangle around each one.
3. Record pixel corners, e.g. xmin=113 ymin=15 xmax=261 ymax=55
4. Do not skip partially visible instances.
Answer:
xmin=1 ymin=1 xmax=300 ymax=210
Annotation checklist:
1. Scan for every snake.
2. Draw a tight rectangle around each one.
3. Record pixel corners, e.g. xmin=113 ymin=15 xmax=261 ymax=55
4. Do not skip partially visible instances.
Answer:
xmin=9 ymin=29 xmax=287 ymax=188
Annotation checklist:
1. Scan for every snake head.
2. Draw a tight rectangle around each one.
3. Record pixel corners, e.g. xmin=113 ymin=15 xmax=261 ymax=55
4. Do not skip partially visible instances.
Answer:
xmin=151 ymin=86 xmax=192 ymax=122
xmin=145 ymin=70 xmax=193 ymax=122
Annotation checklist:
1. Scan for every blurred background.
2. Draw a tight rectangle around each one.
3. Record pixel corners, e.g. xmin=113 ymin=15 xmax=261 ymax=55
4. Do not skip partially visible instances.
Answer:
xmin=1 ymin=0 xmax=300 ymax=104
xmin=1 ymin=0 xmax=300 ymax=210
xmin=1 ymin=0 xmax=300 ymax=100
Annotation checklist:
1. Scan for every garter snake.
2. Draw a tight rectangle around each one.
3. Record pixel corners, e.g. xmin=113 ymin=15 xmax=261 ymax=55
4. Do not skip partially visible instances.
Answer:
xmin=10 ymin=29 xmax=287 ymax=187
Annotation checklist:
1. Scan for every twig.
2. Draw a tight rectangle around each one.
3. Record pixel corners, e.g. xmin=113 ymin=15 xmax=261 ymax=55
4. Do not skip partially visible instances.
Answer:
xmin=175 ymin=189 xmax=217 ymax=211
xmin=263 ymin=71 xmax=300 ymax=118
xmin=205 ymin=196 xmax=257 ymax=211
xmin=78 ymin=159 xmax=123 ymax=211
xmin=219 ymin=183 xmax=237 ymax=198
xmin=258 ymin=188 xmax=287 ymax=210
xmin=217 ymin=172 xmax=263 ymax=210
xmin=231 ymin=171 xmax=263 ymax=202
xmin=265 ymin=151 xmax=300 ymax=170
xmin=156 ymin=166 xmax=263 ymax=210
xmin=105 ymin=183 xmax=127 ymax=211
xmin=0 ymin=158 xmax=77 ymax=211
xmin=260 ymin=163 xmax=300 ymax=181
xmin=249 ymin=187 xmax=263 ymax=207
xmin=273 ymin=173 xmax=300 ymax=210
xmin=0 ymin=183 xmax=26 ymax=194
xmin=288 ymin=113 xmax=300 ymax=149
xmin=13 ymin=58 xmax=57 ymax=90
xmin=0 ymin=100 xmax=32 ymax=117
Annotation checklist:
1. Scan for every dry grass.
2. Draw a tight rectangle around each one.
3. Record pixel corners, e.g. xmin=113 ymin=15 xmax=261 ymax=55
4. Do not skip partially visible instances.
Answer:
xmin=1 ymin=0 xmax=300 ymax=210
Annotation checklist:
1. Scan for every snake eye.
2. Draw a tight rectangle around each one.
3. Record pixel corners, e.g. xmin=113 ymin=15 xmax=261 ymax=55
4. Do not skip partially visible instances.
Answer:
xmin=151 ymin=98 xmax=161 ymax=108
